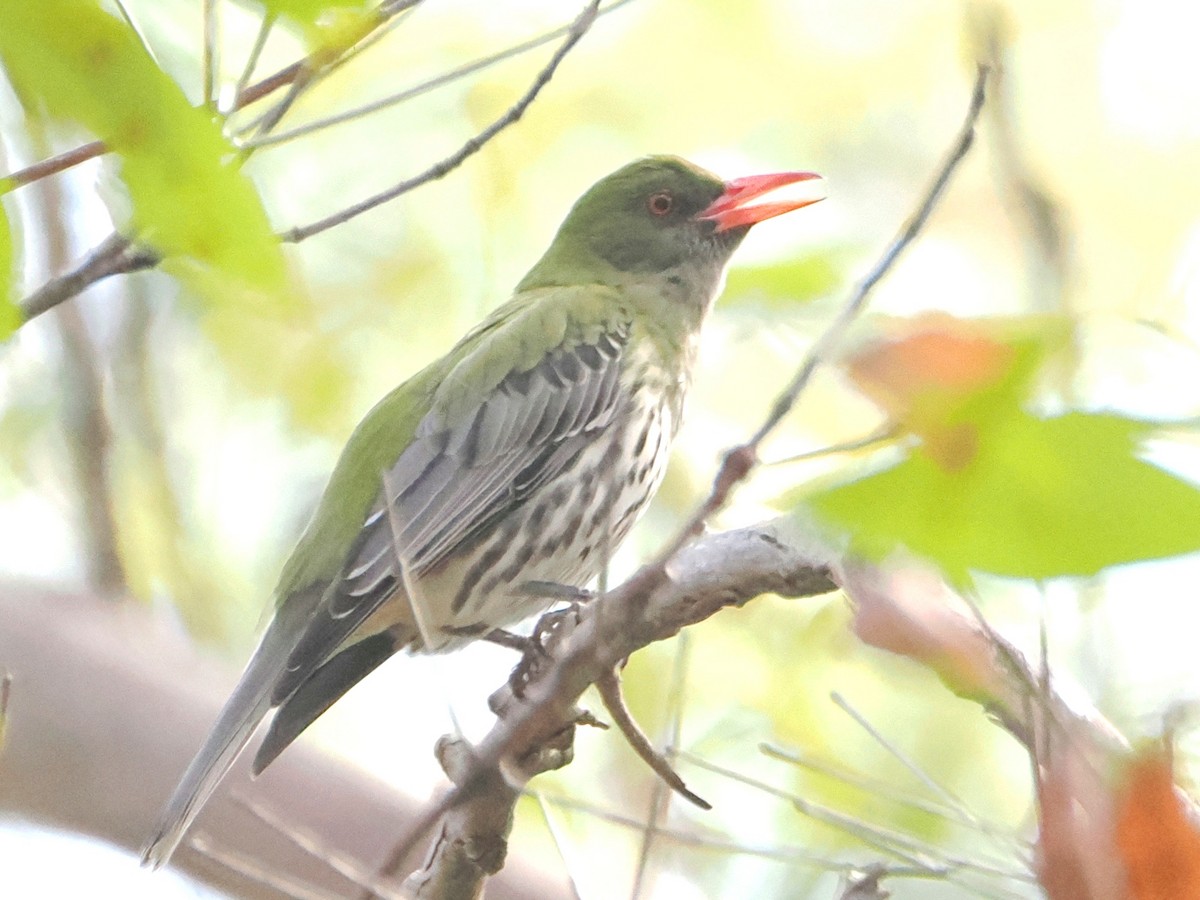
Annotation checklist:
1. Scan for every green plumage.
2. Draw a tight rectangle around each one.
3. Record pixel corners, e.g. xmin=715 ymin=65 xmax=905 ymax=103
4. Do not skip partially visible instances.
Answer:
xmin=143 ymin=155 xmax=816 ymax=869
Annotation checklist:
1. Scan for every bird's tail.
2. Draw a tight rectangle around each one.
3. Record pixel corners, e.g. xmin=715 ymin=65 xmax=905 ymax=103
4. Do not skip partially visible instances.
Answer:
xmin=140 ymin=612 xmax=297 ymax=869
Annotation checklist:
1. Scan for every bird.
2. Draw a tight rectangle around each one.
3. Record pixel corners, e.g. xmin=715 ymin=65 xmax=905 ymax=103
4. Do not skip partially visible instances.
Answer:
xmin=141 ymin=155 xmax=822 ymax=867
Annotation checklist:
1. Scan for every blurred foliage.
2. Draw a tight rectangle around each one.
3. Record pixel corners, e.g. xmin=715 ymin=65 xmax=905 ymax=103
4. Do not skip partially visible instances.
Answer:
xmin=258 ymin=0 xmax=374 ymax=37
xmin=721 ymin=251 xmax=846 ymax=310
xmin=1 ymin=0 xmax=1200 ymax=896
xmin=805 ymin=315 xmax=1200 ymax=583
xmin=811 ymin=408 xmax=1200 ymax=583
xmin=0 ymin=1 xmax=287 ymax=295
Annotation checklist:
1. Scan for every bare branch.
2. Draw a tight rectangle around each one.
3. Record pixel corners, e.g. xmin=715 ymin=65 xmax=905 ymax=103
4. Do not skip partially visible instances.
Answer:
xmin=242 ymin=0 xmax=637 ymax=151
xmin=282 ymin=0 xmax=604 ymax=244
xmin=10 ymin=0 xmax=608 ymax=325
xmin=630 ymin=633 xmax=692 ymax=898
xmin=973 ymin=14 xmax=1071 ymax=312
xmin=636 ymin=66 xmax=992 ymax=577
xmin=747 ymin=64 xmax=989 ymax=449
xmin=18 ymin=234 xmax=158 ymax=323
xmin=1 ymin=140 xmax=107 ymax=193
xmin=228 ymin=12 xmax=276 ymax=113
xmin=201 ymin=0 xmax=218 ymax=111
xmin=368 ymin=66 xmax=994 ymax=894
xmin=368 ymin=519 xmax=838 ymax=894
xmin=0 ymin=0 xmax=418 ymax=192
xmin=595 ymin=667 xmax=711 ymax=810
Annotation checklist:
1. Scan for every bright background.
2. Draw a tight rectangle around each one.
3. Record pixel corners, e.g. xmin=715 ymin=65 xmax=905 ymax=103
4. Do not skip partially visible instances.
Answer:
xmin=2 ymin=0 xmax=1200 ymax=897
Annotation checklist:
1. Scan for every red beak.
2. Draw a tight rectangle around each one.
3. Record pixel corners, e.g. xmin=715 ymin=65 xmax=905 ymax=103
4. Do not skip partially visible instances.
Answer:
xmin=698 ymin=171 xmax=824 ymax=233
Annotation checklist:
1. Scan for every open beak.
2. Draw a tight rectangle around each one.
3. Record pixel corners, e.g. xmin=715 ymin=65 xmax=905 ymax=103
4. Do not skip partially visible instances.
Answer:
xmin=698 ymin=171 xmax=824 ymax=233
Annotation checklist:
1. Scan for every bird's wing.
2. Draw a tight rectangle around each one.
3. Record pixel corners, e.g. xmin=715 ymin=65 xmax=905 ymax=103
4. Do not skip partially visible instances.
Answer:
xmin=143 ymin=290 xmax=632 ymax=866
xmin=273 ymin=300 xmax=631 ymax=701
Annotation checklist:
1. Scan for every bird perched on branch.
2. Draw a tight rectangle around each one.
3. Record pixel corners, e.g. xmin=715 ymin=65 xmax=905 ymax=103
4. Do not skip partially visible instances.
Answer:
xmin=142 ymin=155 xmax=822 ymax=867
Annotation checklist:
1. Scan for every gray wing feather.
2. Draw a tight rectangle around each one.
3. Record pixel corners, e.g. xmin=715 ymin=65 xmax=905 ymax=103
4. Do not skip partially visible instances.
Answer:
xmin=275 ymin=324 xmax=629 ymax=698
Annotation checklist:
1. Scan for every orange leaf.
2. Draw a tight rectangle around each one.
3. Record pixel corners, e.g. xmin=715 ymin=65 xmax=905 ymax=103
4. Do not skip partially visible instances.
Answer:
xmin=1115 ymin=747 xmax=1200 ymax=900
xmin=843 ymin=563 xmax=1002 ymax=703
xmin=845 ymin=313 xmax=1017 ymax=421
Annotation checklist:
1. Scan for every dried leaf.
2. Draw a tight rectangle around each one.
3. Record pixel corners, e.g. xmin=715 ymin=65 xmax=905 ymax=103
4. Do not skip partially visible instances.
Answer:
xmin=1115 ymin=747 xmax=1200 ymax=900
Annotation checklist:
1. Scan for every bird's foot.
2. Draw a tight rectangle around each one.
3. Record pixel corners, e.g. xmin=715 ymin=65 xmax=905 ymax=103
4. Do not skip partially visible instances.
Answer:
xmin=519 ymin=580 xmax=595 ymax=603
xmin=482 ymin=627 xmax=536 ymax=654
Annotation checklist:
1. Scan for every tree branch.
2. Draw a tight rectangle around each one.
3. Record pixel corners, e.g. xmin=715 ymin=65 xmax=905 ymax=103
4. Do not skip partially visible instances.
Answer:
xmin=281 ymin=0 xmax=603 ymax=244
xmin=12 ymin=0 xmax=610 ymax=325
xmin=372 ymin=519 xmax=840 ymax=896
xmin=372 ymin=64 xmax=995 ymax=897
xmin=240 ymin=0 xmax=636 ymax=151
xmin=18 ymin=234 xmax=158 ymax=324
xmin=595 ymin=667 xmax=711 ymax=810
xmin=380 ymin=511 xmax=1143 ymax=897
xmin=0 ymin=1 xmax=420 ymax=193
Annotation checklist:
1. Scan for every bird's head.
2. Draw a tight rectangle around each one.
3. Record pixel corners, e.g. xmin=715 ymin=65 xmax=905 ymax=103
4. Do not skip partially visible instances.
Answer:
xmin=519 ymin=155 xmax=822 ymax=296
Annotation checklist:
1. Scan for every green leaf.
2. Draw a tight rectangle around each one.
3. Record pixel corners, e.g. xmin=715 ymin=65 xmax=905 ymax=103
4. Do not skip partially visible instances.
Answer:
xmin=722 ymin=251 xmax=843 ymax=308
xmin=258 ymin=0 xmax=379 ymax=53
xmin=0 ymin=0 xmax=286 ymax=293
xmin=0 ymin=201 xmax=16 ymax=339
xmin=806 ymin=411 xmax=1200 ymax=583
xmin=259 ymin=0 xmax=374 ymax=27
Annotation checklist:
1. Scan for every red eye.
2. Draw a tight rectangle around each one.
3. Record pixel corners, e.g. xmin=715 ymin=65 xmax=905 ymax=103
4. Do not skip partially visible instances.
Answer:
xmin=647 ymin=191 xmax=673 ymax=217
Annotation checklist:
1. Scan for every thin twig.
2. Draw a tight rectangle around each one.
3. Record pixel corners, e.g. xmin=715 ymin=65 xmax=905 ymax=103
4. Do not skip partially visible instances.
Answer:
xmin=682 ymin=754 xmax=1033 ymax=886
xmin=113 ymin=0 xmax=161 ymax=68
xmin=595 ymin=668 xmax=710 ymax=811
xmin=282 ymin=0 xmax=602 ymax=243
xmin=228 ymin=12 xmax=276 ymax=114
xmin=241 ymin=0 xmax=636 ymax=151
xmin=542 ymin=792 xmax=1019 ymax=900
xmin=830 ymin=692 xmax=975 ymax=824
xmin=536 ymin=790 xmax=867 ymax=872
xmin=760 ymin=742 xmax=1030 ymax=851
xmin=241 ymin=66 xmax=317 ymax=144
xmin=0 ymin=672 xmax=11 ymax=751
xmin=636 ymin=65 xmax=991 ymax=577
xmin=747 ymin=65 xmax=989 ymax=449
xmin=827 ymin=692 xmax=1034 ymax=871
xmin=763 ymin=425 xmax=900 ymax=467
xmin=0 ymin=0 xmax=415 ymax=192
xmin=233 ymin=2 xmax=419 ymax=143
xmin=629 ymin=633 xmax=693 ymax=898
xmin=19 ymin=235 xmax=158 ymax=323
xmin=202 ymin=0 xmax=218 ymax=111
xmin=191 ymin=832 xmax=347 ymax=900
xmin=2 ymin=141 xmax=106 ymax=193
xmin=233 ymin=794 xmax=409 ymax=900
xmin=530 ymin=793 xmax=587 ymax=900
